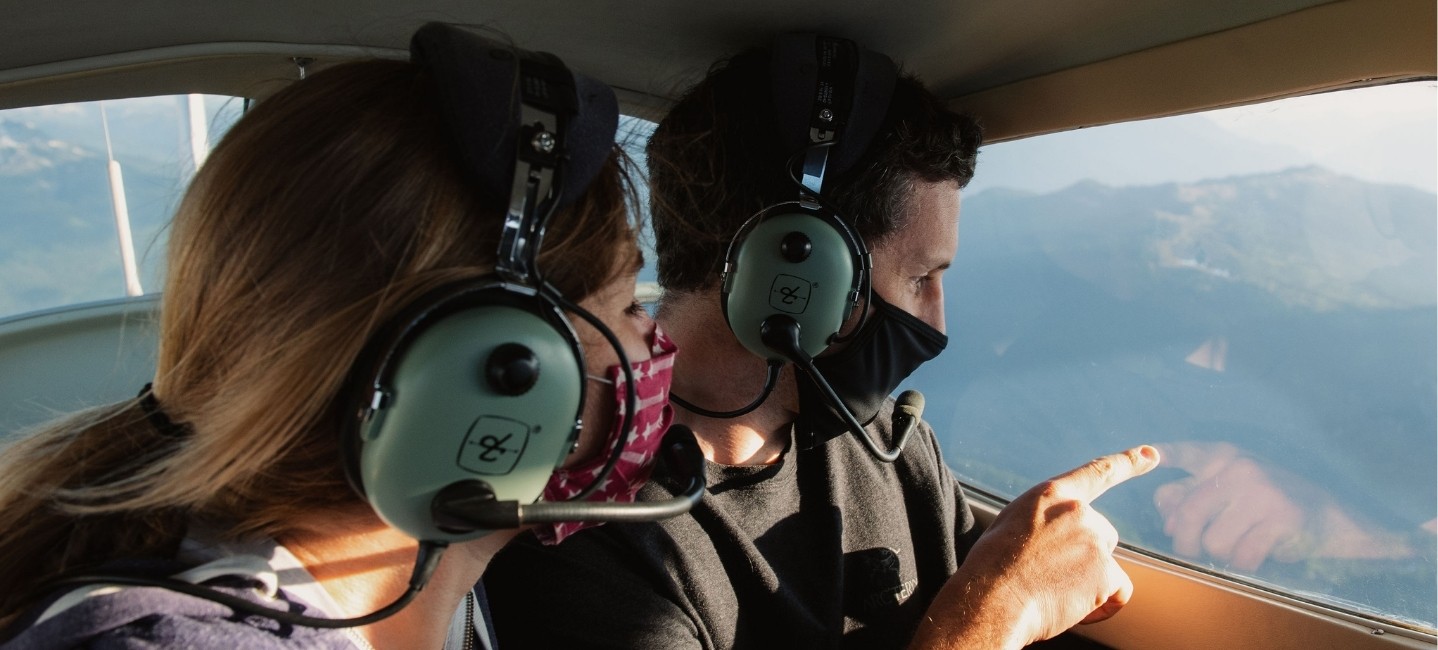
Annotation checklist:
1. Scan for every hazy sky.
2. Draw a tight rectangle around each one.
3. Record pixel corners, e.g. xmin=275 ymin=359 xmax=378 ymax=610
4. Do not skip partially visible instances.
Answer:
xmin=1206 ymin=82 xmax=1437 ymax=193
xmin=968 ymin=80 xmax=1437 ymax=196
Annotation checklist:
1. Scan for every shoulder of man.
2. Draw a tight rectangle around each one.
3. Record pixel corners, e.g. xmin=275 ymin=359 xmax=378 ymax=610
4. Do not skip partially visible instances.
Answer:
xmin=865 ymin=395 xmax=981 ymax=553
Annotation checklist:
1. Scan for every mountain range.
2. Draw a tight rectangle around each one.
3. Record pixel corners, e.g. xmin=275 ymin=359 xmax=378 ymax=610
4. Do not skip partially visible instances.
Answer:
xmin=910 ymin=163 xmax=1435 ymax=558
xmin=960 ymin=165 xmax=1436 ymax=312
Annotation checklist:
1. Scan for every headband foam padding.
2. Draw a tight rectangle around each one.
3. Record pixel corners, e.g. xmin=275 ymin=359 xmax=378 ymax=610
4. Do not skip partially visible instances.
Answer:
xmin=769 ymin=34 xmax=898 ymax=177
xmin=411 ymin=24 xmax=619 ymax=210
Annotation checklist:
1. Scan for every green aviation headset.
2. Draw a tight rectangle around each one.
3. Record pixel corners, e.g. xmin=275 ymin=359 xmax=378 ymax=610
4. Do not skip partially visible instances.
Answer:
xmin=673 ymin=34 xmax=899 ymax=421
xmin=711 ymin=35 xmax=924 ymax=464
xmin=340 ymin=23 xmax=612 ymax=544
xmin=720 ymin=34 xmax=897 ymax=363
xmin=344 ymin=22 xmax=704 ymax=551
xmin=42 ymin=23 xmax=703 ymax=631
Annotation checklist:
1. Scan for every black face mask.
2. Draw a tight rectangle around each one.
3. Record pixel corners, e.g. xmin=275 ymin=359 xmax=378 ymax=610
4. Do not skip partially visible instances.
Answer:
xmin=794 ymin=293 xmax=948 ymax=449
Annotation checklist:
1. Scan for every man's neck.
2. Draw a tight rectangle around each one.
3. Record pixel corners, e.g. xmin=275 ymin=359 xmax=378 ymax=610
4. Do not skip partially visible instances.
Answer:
xmin=658 ymin=290 xmax=797 ymax=466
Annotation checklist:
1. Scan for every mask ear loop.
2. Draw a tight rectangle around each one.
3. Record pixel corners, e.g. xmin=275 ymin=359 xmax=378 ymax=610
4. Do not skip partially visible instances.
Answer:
xmin=541 ymin=283 xmax=637 ymax=501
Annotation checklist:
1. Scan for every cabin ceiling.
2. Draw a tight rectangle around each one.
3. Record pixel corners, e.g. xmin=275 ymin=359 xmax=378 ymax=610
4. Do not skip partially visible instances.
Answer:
xmin=1 ymin=0 xmax=1432 ymax=140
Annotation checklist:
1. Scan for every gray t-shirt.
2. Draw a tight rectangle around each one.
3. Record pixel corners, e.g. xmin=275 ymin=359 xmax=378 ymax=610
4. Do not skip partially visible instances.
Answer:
xmin=483 ymin=399 xmax=978 ymax=649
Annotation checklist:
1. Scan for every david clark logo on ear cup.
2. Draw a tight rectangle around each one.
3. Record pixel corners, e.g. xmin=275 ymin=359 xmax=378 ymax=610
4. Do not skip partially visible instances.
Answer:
xmin=769 ymin=274 xmax=812 ymax=314
xmin=457 ymin=415 xmax=530 ymax=474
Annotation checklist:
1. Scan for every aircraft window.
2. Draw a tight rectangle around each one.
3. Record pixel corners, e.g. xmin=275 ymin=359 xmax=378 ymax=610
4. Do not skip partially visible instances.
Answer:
xmin=619 ymin=115 xmax=661 ymax=303
xmin=0 ymin=95 xmax=243 ymax=321
xmin=907 ymin=81 xmax=1437 ymax=631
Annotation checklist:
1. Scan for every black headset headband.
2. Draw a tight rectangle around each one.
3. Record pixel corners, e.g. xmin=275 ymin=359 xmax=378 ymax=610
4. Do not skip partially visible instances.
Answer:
xmin=769 ymin=34 xmax=897 ymax=182
xmin=411 ymin=24 xmax=619 ymax=283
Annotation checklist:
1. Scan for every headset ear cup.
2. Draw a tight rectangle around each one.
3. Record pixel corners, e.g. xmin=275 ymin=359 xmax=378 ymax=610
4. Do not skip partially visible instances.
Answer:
xmin=723 ymin=207 xmax=860 ymax=361
xmin=346 ymin=284 xmax=586 ymax=542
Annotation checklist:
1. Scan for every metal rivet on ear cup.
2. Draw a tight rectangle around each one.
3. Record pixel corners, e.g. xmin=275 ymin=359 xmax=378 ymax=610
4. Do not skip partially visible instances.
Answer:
xmin=780 ymin=231 xmax=812 ymax=263
xmin=532 ymin=131 xmax=556 ymax=153
xmin=486 ymin=343 xmax=541 ymax=395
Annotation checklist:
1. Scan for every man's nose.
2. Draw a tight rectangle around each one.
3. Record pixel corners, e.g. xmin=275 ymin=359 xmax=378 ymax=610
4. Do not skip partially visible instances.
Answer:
xmin=928 ymin=297 xmax=947 ymax=335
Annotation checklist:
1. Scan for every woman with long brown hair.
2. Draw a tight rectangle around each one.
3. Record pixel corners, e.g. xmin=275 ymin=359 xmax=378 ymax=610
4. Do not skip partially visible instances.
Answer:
xmin=0 ymin=24 xmax=692 ymax=649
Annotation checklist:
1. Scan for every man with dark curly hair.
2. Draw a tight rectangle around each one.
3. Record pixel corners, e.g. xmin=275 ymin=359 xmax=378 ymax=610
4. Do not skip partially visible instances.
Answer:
xmin=486 ymin=36 xmax=1158 ymax=650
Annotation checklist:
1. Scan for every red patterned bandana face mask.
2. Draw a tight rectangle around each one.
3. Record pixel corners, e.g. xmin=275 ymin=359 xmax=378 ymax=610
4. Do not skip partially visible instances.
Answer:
xmin=535 ymin=324 xmax=678 ymax=545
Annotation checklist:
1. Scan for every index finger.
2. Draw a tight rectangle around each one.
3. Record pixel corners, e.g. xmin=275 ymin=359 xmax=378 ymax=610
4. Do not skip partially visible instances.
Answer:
xmin=1050 ymin=446 xmax=1161 ymax=503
